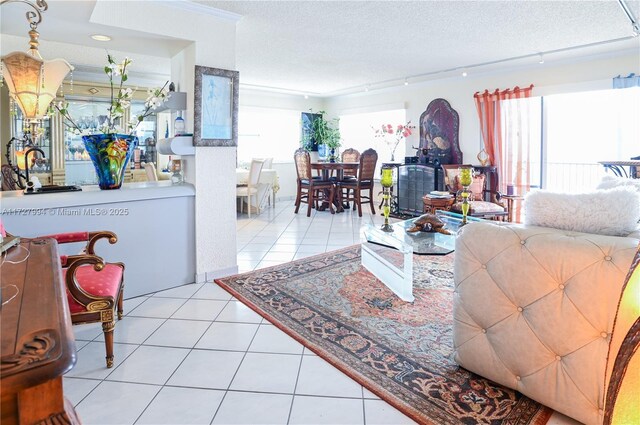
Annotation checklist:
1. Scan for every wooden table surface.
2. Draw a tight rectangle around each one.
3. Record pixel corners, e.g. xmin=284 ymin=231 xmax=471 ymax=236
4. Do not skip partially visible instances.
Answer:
xmin=1 ymin=238 xmax=79 ymax=425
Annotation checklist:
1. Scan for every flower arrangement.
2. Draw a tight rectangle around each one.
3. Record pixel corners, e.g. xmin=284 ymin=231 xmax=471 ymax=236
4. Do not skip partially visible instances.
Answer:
xmin=373 ymin=121 xmax=415 ymax=162
xmin=51 ymin=54 xmax=170 ymax=135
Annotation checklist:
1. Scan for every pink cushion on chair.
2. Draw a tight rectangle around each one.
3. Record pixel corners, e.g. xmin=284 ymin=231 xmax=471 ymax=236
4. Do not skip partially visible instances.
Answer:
xmin=63 ymin=263 xmax=123 ymax=314
xmin=42 ymin=232 xmax=89 ymax=244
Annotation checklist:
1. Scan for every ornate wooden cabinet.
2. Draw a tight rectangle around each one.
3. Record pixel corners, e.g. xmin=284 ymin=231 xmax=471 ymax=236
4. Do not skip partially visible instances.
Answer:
xmin=397 ymin=164 xmax=445 ymax=216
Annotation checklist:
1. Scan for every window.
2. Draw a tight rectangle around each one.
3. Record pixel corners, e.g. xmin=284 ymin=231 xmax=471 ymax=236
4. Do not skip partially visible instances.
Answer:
xmin=339 ymin=108 xmax=406 ymax=174
xmin=237 ymin=106 xmax=301 ymax=164
xmin=499 ymin=88 xmax=639 ymax=193
xmin=544 ymin=88 xmax=639 ymax=192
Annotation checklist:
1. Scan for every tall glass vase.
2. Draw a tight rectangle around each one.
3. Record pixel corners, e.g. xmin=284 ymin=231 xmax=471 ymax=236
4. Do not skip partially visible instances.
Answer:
xmin=458 ymin=166 xmax=474 ymax=225
xmin=380 ymin=165 xmax=394 ymax=232
xmin=83 ymin=133 xmax=137 ymax=190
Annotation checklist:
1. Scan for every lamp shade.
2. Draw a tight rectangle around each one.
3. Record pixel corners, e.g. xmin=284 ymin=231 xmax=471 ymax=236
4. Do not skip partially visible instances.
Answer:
xmin=1 ymin=51 xmax=72 ymax=120
xmin=604 ymin=248 xmax=640 ymax=425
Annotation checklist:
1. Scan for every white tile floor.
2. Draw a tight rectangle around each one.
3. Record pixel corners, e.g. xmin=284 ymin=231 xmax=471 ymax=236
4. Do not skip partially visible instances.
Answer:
xmin=65 ymin=200 xmax=579 ymax=425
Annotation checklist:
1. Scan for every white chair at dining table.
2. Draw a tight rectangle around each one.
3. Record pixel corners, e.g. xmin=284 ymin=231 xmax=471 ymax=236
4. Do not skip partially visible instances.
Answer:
xmin=236 ymin=159 xmax=265 ymax=218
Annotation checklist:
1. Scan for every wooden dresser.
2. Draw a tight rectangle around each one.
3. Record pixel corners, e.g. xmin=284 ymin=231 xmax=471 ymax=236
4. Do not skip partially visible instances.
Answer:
xmin=1 ymin=238 xmax=80 ymax=425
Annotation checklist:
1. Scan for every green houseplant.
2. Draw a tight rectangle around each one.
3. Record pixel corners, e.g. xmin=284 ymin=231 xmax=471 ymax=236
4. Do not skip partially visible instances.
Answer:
xmin=309 ymin=110 xmax=341 ymax=162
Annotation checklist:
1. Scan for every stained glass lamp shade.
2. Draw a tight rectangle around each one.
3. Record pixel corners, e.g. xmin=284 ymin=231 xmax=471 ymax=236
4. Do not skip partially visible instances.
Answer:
xmin=2 ymin=51 xmax=72 ymax=121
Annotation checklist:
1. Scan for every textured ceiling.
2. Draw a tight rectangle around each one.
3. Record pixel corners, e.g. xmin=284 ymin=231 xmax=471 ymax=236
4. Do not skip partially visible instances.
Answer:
xmin=203 ymin=0 xmax=640 ymax=95
xmin=1 ymin=1 xmax=638 ymax=96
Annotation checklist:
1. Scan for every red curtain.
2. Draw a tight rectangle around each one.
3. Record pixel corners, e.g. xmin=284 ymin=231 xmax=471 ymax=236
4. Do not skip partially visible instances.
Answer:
xmin=474 ymin=85 xmax=534 ymax=222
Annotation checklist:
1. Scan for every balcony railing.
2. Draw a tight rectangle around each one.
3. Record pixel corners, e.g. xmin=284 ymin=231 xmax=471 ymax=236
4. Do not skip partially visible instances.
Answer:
xmin=545 ymin=162 xmax=606 ymax=193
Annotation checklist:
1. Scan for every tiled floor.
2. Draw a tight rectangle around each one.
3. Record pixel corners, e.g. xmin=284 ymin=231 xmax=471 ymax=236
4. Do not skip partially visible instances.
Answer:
xmin=65 ymin=200 xmax=579 ymax=425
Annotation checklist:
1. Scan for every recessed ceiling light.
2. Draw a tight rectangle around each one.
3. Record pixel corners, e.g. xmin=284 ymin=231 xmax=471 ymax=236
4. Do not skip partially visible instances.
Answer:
xmin=538 ymin=54 xmax=545 ymax=64
xmin=304 ymin=94 xmax=309 ymax=99
xmin=364 ymin=85 xmax=370 ymax=92
xmin=91 ymin=34 xmax=111 ymax=42
xmin=404 ymin=79 xmax=409 ymax=86
xmin=461 ymin=70 xmax=468 ymax=77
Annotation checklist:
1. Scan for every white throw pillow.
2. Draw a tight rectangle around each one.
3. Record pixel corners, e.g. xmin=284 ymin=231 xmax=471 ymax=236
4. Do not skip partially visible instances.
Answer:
xmin=524 ymin=187 xmax=640 ymax=237
xmin=597 ymin=175 xmax=640 ymax=192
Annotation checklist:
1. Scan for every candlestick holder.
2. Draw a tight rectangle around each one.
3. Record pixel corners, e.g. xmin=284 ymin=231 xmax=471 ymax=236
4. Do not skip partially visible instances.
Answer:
xmin=380 ymin=165 xmax=394 ymax=232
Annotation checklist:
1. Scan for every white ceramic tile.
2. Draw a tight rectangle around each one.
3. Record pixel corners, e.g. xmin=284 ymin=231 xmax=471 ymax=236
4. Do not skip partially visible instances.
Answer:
xmin=122 ymin=296 xmax=150 ymax=314
xmin=66 ymin=342 xmax=138 ymax=380
xmin=301 ymin=237 xmax=329 ymax=245
xmin=212 ymin=391 xmax=293 ymax=425
xmin=295 ymin=355 xmax=362 ymax=398
xmin=216 ymin=300 xmax=263 ymax=323
xmin=167 ymin=349 xmax=245 ymax=390
xmin=193 ymin=283 xmax=234 ymax=300
xmin=72 ymin=322 xmax=104 ymax=341
xmin=237 ymin=260 xmax=260 ymax=272
xmin=250 ymin=236 xmax=279 ymax=244
xmin=195 ymin=322 xmax=259 ymax=351
xmin=295 ymin=245 xmax=326 ymax=254
xmin=75 ymin=381 xmax=160 ymax=425
xmin=171 ymin=299 xmax=228 ymax=321
xmin=63 ymin=377 xmax=100 ymax=406
xmin=236 ymin=251 xmax=267 ymax=261
xmin=144 ymin=319 xmax=211 ymax=348
xmin=268 ymin=244 xmax=299 ymax=253
xmin=75 ymin=340 xmax=90 ymax=351
xmin=249 ymin=324 xmax=304 ymax=354
xmin=364 ymin=399 xmax=417 ymax=424
xmin=289 ymin=395 xmax=364 ymax=425
xmin=95 ymin=317 xmax=165 ymax=344
xmin=128 ymin=297 xmax=186 ymax=318
xmin=229 ymin=352 xmax=301 ymax=393
xmin=239 ymin=243 xmax=273 ymax=253
xmin=136 ymin=386 xmax=225 ymax=425
xmin=326 ymin=244 xmax=352 ymax=251
xmin=106 ymin=345 xmax=189 ymax=385
xmin=262 ymin=251 xmax=295 ymax=262
xmin=257 ymin=260 xmax=287 ymax=269
xmin=152 ymin=283 xmax=202 ymax=299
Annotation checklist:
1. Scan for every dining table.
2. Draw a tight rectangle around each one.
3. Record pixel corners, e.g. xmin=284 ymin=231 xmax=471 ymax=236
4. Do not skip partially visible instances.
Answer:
xmin=310 ymin=161 xmax=359 ymax=213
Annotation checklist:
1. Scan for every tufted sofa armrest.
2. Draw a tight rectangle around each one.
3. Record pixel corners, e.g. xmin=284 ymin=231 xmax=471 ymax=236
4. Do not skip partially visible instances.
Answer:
xmin=453 ymin=222 xmax=639 ymax=425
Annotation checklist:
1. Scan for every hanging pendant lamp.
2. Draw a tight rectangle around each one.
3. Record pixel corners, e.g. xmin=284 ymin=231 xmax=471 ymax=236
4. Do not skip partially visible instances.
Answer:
xmin=1 ymin=0 xmax=73 ymax=123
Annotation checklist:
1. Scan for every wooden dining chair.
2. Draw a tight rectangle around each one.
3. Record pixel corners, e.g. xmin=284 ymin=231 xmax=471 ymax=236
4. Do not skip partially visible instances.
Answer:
xmin=39 ymin=231 xmax=125 ymax=368
xmin=237 ymin=159 xmax=265 ymax=218
xmin=294 ymin=148 xmax=335 ymax=217
xmin=341 ymin=148 xmax=378 ymax=217
xmin=340 ymin=148 xmax=360 ymax=207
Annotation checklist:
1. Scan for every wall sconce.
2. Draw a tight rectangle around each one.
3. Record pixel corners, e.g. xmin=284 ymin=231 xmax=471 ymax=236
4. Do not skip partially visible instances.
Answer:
xmin=604 ymin=248 xmax=640 ymax=424
xmin=1 ymin=0 xmax=73 ymax=125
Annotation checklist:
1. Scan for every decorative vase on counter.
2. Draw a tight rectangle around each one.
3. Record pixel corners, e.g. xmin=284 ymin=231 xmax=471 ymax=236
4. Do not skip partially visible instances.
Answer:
xmin=83 ymin=133 xmax=137 ymax=190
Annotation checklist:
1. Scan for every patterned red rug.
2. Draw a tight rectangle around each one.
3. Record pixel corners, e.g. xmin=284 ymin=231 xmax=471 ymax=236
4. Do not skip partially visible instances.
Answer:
xmin=215 ymin=246 xmax=552 ymax=425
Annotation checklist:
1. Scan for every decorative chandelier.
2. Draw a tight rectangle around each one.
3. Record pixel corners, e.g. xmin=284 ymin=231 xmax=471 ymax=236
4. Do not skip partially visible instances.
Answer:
xmin=1 ymin=0 xmax=73 ymax=124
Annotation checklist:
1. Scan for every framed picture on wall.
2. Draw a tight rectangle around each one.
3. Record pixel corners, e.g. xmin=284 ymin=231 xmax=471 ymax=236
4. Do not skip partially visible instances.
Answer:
xmin=193 ymin=65 xmax=239 ymax=146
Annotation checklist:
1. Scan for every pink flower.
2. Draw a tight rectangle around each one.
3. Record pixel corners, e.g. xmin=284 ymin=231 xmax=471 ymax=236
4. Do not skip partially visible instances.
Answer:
xmin=397 ymin=124 xmax=403 ymax=131
xmin=387 ymin=124 xmax=392 ymax=129
xmin=403 ymin=130 xmax=409 ymax=137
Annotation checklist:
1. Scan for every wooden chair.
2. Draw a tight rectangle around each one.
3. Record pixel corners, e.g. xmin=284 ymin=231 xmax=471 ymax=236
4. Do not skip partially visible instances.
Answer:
xmin=1 ymin=164 xmax=23 ymax=191
xmin=341 ymin=148 xmax=378 ymax=217
xmin=237 ymin=159 xmax=265 ymax=218
xmin=440 ymin=164 xmax=507 ymax=220
xmin=340 ymin=148 xmax=360 ymax=206
xmin=40 ymin=231 xmax=125 ymax=368
xmin=294 ymin=148 xmax=335 ymax=217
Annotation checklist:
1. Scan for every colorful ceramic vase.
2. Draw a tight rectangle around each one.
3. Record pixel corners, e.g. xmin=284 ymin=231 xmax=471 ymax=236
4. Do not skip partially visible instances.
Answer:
xmin=83 ymin=133 xmax=137 ymax=190
xmin=380 ymin=165 xmax=394 ymax=232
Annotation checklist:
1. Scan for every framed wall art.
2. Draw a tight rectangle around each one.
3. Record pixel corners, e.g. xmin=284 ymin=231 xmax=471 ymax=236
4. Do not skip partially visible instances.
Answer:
xmin=193 ymin=65 xmax=239 ymax=146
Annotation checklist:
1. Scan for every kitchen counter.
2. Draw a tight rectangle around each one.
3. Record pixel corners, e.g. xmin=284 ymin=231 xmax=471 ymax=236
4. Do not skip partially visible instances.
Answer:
xmin=1 ymin=182 xmax=196 ymax=297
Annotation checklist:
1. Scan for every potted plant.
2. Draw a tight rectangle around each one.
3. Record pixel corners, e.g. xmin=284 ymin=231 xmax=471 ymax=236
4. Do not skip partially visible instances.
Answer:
xmin=309 ymin=111 xmax=341 ymax=162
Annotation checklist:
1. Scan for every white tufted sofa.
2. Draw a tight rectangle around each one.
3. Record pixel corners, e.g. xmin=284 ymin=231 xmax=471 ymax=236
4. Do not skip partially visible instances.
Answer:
xmin=453 ymin=222 xmax=639 ymax=425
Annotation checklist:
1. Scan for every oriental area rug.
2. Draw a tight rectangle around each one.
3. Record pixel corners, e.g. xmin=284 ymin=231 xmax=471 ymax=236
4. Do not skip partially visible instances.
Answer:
xmin=215 ymin=246 xmax=552 ymax=425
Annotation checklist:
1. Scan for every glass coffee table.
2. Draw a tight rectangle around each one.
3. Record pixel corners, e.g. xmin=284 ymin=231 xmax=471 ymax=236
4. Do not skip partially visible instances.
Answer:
xmin=361 ymin=211 xmax=482 ymax=302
